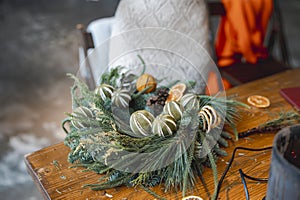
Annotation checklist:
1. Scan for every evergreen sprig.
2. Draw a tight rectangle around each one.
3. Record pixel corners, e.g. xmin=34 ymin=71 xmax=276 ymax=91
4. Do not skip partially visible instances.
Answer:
xmin=63 ymin=69 xmax=249 ymax=199
xmin=239 ymin=111 xmax=300 ymax=138
xmin=99 ymin=66 xmax=122 ymax=87
xmin=67 ymin=73 xmax=94 ymax=108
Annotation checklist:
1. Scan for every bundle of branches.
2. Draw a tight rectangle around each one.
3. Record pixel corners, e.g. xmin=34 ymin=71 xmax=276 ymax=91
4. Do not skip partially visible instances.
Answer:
xmin=62 ymin=67 xmax=246 ymax=199
xmin=239 ymin=112 xmax=300 ymax=138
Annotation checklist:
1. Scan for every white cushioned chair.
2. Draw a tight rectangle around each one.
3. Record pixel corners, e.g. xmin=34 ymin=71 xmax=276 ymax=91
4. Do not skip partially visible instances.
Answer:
xmin=77 ymin=0 xmax=221 ymax=93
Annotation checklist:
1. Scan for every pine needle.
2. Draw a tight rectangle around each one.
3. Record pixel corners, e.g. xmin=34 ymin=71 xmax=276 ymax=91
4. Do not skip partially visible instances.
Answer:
xmin=140 ymin=185 xmax=167 ymax=200
xmin=202 ymin=133 xmax=218 ymax=200
xmin=182 ymin=141 xmax=195 ymax=196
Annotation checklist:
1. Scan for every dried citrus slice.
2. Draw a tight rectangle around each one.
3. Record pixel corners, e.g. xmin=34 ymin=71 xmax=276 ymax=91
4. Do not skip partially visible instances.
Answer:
xmin=166 ymin=89 xmax=183 ymax=102
xmin=166 ymin=83 xmax=186 ymax=102
xmin=247 ymin=95 xmax=270 ymax=108
xmin=182 ymin=195 xmax=203 ymax=200
xmin=136 ymin=73 xmax=157 ymax=93
xmin=171 ymin=83 xmax=187 ymax=92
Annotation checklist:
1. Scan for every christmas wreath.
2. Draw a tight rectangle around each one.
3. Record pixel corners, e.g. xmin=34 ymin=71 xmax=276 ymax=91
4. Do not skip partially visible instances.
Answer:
xmin=62 ymin=60 xmax=247 ymax=199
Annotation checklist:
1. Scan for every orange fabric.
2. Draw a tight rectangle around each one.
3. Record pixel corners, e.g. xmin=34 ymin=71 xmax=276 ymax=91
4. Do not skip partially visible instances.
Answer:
xmin=215 ymin=0 xmax=273 ymax=67
xmin=205 ymin=71 xmax=232 ymax=96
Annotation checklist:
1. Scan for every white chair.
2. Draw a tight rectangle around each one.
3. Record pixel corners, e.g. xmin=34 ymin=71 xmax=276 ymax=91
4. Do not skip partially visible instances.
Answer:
xmin=77 ymin=17 xmax=115 ymax=89
xmin=77 ymin=0 xmax=221 ymax=93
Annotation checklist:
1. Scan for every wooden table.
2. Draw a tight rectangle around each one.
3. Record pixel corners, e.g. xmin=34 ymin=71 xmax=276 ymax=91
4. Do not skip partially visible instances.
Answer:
xmin=25 ymin=69 xmax=300 ymax=200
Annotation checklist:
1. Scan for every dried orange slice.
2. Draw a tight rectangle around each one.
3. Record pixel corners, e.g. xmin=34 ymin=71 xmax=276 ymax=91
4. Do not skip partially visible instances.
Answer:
xmin=166 ymin=83 xmax=186 ymax=103
xmin=166 ymin=89 xmax=183 ymax=102
xmin=182 ymin=195 xmax=203 ymax=200
xmin=247 ymin=95 xmax=270 ymax=108
xmin=171 ymin=83 xmax=187 ymax=92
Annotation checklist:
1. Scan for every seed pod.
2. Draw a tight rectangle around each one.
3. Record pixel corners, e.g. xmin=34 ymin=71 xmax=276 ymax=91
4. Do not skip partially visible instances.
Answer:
xmin=152 ymin=114 xmax=177 ymax=137
xmin=94 ymin=84 xmax=114 ymax=101
xmin=130 ymin=110 xmax=155 ymax=137
xmin=180 ymin=93 xmax=199 ymax=110
xmin=71 ymin=106 xmax=94 ymax=129
xmin=136 ymin=74 xmax=157 ymax=93
xmin=163 ymin=101 xmax=184 ymax=121
xmin=111 ymin=89 xmax=131 ymax=108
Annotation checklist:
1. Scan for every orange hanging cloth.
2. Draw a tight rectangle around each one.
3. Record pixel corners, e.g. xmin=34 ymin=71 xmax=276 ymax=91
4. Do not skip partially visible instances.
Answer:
xmin=205 ymin=71 xmax=231 ymax=95
xmin=215 ymin=0 xmax=273 ymax=67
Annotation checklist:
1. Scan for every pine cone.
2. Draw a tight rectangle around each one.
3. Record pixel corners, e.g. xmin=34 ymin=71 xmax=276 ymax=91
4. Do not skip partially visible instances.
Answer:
xmin=146 ymin=87 xmax=169 ymax=106
xmin=146 ymin=87 xmax=169 ymax=116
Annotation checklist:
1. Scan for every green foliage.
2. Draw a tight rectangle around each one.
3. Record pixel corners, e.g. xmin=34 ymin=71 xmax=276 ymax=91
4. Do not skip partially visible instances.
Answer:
xmin=198 ymin=95 xmax=248 ymax=140
xmin=129 ymin=93 xmax=153 ymax=113
xmin=99 ymin=67 xmax=122 ymax=87
xmin=63 ymin=70 xmax=248 ymax=199
xmin=186 ymin=80 xmax=196 ymax=90
xmin=262 ymin=111 xmax=300 ymax=128
xmin=67 ymin=73 xmax=94 ymax=108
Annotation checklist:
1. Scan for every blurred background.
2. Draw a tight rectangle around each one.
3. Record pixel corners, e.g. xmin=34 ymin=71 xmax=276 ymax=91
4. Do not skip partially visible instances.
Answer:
xmin=0 ymin=0 xmax=120 ymax=199
xmin=0 ymin=0 xmax=299 ymax=199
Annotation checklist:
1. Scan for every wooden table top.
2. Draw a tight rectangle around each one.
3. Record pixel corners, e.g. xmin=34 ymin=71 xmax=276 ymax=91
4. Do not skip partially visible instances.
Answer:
xmin=25 ymin=69 xmax=300 ymax=200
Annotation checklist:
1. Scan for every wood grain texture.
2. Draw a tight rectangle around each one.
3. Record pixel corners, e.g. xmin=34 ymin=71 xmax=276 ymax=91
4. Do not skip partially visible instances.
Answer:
xmin=25 ymin=69 xmax=300 ymax=200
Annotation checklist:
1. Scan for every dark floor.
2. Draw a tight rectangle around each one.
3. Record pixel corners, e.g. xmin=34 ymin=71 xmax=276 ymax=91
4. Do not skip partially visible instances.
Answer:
xmin=0 ymin=0 xmax=299 ymax=199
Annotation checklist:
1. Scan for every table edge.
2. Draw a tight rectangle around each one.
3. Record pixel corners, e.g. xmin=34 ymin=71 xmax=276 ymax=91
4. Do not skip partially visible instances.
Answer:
xmin=24 ymin=154 xmax=51 ymax=200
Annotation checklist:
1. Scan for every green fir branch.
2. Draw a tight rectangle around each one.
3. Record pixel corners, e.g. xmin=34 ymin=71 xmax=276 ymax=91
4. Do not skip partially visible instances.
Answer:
xmin=201 ymin=133 xmax=218 ymax=200
xmin=239 ymin=111 xmax=300 ymax=138
xmin=198 ymin=95 xmax=248 ymax=140
xmin=99 ymin=67 xmax=121 ymax=87
xmin=182 ymin=141 xmax=196 ymax=197
xmin=67 ymin=73 xmax=94 ymax=108
xmin=140 ymin=185 xmax=167 ymax=200
xmin=137 ymin=54 xmax=146 ymax=75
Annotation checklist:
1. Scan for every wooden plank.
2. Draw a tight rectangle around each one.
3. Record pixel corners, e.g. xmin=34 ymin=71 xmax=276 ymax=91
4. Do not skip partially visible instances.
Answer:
xmin=25 ymin=69 xmax=300 ymax=200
